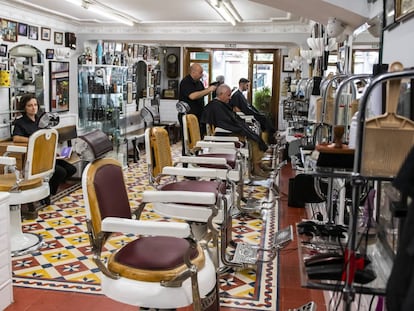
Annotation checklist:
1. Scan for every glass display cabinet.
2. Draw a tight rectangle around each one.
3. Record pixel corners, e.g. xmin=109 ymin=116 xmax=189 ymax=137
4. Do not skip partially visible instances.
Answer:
xmin=78 ymin=64 xmax=128 ymax=138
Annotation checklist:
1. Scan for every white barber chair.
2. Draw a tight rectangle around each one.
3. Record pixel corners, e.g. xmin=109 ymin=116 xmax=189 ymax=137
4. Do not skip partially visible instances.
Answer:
xmin=143 ymin=126 xmax=288 ymax=271
xmin=183 ymin=114 xmax=276 ymax=213
xmin=0 ymin=129 xmax=58 ymax=256
xmin=82 ymin=158 xmax=219 ymax=311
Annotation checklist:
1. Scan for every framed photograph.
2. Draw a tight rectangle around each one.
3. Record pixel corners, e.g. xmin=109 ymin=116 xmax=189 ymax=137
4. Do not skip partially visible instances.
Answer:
xmin=0 ymin=44 xmax=7 ymax=57
xmin=396 ymin=0 xmax=414 ymax=21
xmin=41 ymin=27 xmax=51 ymax=41
xmin=28 ymin=25 xmax=38 ymax=40
xmin=1 ymin=19 xmax=18 ymax=42
xmin=46 ymin=49 xmax=54 ymax=60
xmin=54 ymin=32 xmax=63 ymax=45
xmin=282 ymin=55 xmax=294 ymax=72
xmin=18 ymin=23 xmax=28 ymax=36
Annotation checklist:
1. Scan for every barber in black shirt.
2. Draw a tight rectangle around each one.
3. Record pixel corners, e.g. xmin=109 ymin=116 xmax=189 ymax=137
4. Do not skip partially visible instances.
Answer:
xmin=178 ymin=63 xmax=216 ymax=155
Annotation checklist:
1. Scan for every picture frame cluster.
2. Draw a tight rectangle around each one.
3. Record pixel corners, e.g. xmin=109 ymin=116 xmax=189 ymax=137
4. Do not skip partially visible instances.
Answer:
xmin=0 ymin=18 xmax=65 ymax=47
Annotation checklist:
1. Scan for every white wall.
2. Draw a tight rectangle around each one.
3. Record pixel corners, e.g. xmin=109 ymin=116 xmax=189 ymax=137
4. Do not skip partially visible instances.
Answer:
xmin=383 ymin=19 xmax=414 ymax=68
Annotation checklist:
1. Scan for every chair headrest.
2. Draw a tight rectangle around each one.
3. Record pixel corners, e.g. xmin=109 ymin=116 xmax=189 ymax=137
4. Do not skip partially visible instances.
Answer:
xmin=176 ymin=101 xmax=190 ymax=113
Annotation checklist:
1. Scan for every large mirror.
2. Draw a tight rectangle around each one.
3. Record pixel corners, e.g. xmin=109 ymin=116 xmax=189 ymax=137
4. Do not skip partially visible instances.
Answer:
xmin=9 ymin=44 xmax=44 ymax=113
xmin=49 ymin=61 xmax=69 ymax=112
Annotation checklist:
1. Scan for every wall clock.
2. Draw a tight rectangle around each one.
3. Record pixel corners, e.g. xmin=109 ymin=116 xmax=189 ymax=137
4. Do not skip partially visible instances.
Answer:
xmin=166 ymin=53 xmax=178 ymax=78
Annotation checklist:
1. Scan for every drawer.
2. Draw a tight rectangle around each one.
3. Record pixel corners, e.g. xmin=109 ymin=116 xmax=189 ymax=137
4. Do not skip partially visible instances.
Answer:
xmin=0 ymin=202 xmax=9 ymax=219
xmin=0 ymin=279 xmax=13 ymax=311
xmin=0 ymin=217 xmax=9 ymax=236
xmin=0 ymin=250 xmax=11 ymax=285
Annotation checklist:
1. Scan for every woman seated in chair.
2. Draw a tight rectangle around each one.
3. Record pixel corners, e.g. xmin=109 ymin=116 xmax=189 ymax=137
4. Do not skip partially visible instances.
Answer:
xmin=12 ymin=94 xmax=76 ymax=206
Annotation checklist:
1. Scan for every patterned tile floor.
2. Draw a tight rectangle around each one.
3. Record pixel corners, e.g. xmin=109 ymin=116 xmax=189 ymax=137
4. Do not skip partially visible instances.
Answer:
xmin=12 ymin=150 xmax=280 ymax=310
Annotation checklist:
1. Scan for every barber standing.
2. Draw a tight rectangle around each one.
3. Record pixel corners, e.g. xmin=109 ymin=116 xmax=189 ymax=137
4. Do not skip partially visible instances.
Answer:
xmin=178 ymin=63 xmax=217 ymax=153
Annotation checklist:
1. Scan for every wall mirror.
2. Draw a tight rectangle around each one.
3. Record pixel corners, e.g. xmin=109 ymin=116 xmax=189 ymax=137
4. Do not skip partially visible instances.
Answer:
xmin=49 ymin=61 xmax=69 ymax=112
xmin=9 ymin=44 xmax=44 ymax=112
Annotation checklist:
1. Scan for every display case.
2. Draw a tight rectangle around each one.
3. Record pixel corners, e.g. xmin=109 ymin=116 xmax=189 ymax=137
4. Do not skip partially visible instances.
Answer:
xmin=78 ymin=64 xmax=128 ymax=137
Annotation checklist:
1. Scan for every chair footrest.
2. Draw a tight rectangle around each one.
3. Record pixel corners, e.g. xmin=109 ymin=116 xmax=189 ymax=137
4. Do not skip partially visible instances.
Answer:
xmin=231 ymin=242 xmax=258 ymax=265
xmin=273 ymin=225 xmax=293 ymax=248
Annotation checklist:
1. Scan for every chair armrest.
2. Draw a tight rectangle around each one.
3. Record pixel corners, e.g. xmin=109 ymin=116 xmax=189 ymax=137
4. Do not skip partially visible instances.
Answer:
xmin=177 ymin=156 xmax=227 ymax=166
xmin=142 ymin=190 xmax=216 ymax=205
xmin=196 ymin=141 xmax=236 ymax=149
xmin=162 ymin=166 xmax=221 ymax=178
xmin=0 ymin=156 xmax=17 ymax=166
xmin=6 ymin=145 xmax=27 ymax=153
xmin=101 ymin=217 xmax=191 ymax=238
xmin=204 ymin=135 xmax=239 ymax=142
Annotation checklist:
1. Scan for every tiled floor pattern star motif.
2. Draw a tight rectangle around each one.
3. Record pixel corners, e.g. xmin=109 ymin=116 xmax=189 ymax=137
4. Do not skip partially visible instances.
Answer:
xmin=12 ymin=149 xmax=279 ymax=310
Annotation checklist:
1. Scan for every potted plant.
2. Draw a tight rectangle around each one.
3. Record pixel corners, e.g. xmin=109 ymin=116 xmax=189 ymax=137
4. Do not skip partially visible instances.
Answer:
xmin=253 ymin=86 xmax=271 ymax=112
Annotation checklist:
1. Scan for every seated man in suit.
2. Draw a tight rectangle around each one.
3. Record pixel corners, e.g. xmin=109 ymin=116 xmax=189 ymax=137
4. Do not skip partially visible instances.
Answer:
xmin=230 ymin=78 xmax=276 ymax=144
xmin=201 ymin=84 xmax=269 ymax=178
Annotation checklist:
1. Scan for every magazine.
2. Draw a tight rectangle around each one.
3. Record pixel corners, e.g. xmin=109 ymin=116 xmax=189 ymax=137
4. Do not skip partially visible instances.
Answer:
xmin=57 ymin=146 xmax=73 ymax=159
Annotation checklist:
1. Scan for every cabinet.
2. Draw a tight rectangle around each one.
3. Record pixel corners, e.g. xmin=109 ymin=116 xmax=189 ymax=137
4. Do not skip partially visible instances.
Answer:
xmin=0 ymin=193 xmax=12 ymax=310
xmin=78 ymin=65 xmax=128 ymax=137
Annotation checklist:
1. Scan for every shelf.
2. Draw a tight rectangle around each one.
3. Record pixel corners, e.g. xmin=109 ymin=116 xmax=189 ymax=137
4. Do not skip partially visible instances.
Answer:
xmin=296 ymin=223 xmax=392 ymax=295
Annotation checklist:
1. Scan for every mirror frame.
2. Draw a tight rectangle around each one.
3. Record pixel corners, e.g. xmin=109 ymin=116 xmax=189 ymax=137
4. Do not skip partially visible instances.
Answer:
xmin=49 ymin=61 xmax=69 ymax=112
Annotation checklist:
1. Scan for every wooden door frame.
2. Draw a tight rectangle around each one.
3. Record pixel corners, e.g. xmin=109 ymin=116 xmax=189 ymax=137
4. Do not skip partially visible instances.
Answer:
xmin=183 ymin=47 xmax=281 ymax=129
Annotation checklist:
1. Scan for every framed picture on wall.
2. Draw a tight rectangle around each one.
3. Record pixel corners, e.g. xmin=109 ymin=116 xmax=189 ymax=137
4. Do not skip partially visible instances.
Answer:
xmin=0 ymin=19 xmax=18 ymax=42
xmin=0 ymin=44 xmax=7 ymax=57
xmin=18 ymin=23 xmax=28 ymax=36
xmin=54 ymin=32 xmax=63 ymax=45
xmin=28 ymin=25 xmax=39 ymax=40
xmin=396 ymin=0 xmax=414 ymax=21
xmin=41 ymin=27 xmax=51 ymax=41
xmin=46 ymin=49 xmax=55 ymax=59
xmin=282 ymin=55 xmax=294 ymax=72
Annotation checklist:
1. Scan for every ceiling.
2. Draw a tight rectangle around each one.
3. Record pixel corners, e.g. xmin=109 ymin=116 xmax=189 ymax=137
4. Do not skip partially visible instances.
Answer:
xmin=4 ymin=0 xmax=378 ymax=48
xmin=7 ymin=0 xmax=307 ymax=26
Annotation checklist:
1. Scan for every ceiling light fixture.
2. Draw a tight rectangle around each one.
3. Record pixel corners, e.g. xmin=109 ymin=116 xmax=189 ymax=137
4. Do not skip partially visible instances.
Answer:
xmin=64 ymin=0 xmax=135 ymax=26
xmin=206 ymin=0 xmax=242 ymax=26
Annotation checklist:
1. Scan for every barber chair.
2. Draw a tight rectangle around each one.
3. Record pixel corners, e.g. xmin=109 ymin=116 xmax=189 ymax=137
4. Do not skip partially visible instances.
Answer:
xmin=82 ymin=158 xmax=219 ymax=310
xmin=144 ymin=126 xmax=289 ymax=271
xmin=0 ymin=129 xmax=58 ymax=256
xmin=184 ymin=114 xmax=278 ymax=212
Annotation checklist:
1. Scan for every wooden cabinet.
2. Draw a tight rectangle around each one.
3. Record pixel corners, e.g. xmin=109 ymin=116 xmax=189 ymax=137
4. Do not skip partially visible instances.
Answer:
xmin=0 ymin=193 xmax=12 ymax=310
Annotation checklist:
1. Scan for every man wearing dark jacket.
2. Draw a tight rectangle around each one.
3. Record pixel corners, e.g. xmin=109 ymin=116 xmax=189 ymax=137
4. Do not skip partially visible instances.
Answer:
xmin=201 ymin=84 xmax=269 ymax=178
xmin=230 ymin=78 xmax=276 ymax=143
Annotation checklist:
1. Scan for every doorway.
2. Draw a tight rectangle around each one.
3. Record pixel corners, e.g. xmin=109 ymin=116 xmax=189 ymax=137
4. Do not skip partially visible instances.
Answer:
xmin=183 ymin=48 xmax=281 ymax=128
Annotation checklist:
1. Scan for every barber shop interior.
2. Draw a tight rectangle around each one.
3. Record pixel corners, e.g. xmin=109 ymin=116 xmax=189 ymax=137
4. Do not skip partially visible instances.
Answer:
xmin=0 ymin=1 xmax=413 ymax=310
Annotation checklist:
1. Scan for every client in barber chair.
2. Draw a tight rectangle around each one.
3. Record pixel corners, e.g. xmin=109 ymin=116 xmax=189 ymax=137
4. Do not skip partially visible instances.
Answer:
xmin=12 ymin=94 xmax=76 ymax=211
xmin=201 ymin=84 xmax=270 ymax=178
xmin=230 ymin=78 xmax=276 ymax=144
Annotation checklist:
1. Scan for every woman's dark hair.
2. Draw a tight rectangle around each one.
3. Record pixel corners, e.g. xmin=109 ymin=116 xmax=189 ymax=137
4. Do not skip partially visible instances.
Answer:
xmin=18 ymin=94 xmax=37 ymax=111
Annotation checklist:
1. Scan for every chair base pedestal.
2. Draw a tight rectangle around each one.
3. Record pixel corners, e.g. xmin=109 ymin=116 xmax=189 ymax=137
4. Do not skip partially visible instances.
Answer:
xmin=10 ymin=205 xmax=43 ymax=257
xmin=10 ymin=232 xmax=43 ymax=257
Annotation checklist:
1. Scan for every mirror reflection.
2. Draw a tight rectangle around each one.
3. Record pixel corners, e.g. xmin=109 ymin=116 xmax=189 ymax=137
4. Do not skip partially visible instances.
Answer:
xmin=9 ymin=44 xmax=44 ymax=112
xmin=49 ymin=61 xmax=69 ymax=112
